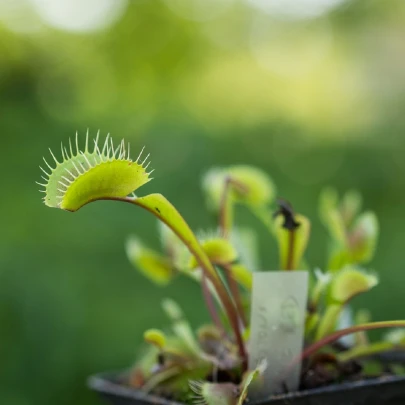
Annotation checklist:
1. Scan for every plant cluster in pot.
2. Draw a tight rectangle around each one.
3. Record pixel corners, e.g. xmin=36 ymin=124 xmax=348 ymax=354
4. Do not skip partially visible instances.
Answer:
xmin=37 ymin=132 xmax=405 ymax=405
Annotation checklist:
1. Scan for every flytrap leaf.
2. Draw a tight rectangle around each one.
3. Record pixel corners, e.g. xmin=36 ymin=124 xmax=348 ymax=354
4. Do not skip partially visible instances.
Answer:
xmin=38 ymin=132 xmax=153 ymax=211
xmin=189 ymin=237 xmax=238 ymax=269
xmin=319 ymin=188 xmax=379 ymax=269
xmin=329 ymin=266 xmax=378 ymax=304
xmin=203 ymin=165 xmax=276 ymax=210
xmin=188 ymin=360 xmax=266 ymax=405
xmin=315 ymin=267 xmax=378 ymax=340
xmin=126 ymin=237 xmax=173 ymax=286
xmin=349 ymin=212 xmax=379 ymax=263
xmin=237 ymin=360 xmax=267 ymax=405
xmin=144 ymin=329 xmax=167 ymax=349
xmin=189 ymin=380 xmax=237 ymax=405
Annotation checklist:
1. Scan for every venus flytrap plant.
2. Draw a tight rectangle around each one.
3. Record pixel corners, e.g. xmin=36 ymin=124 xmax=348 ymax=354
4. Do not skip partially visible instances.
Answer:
xmin=39 ymin=132 xmax=405 ymax=405
xmin=38 ymin=132 xmax=247 ymax=371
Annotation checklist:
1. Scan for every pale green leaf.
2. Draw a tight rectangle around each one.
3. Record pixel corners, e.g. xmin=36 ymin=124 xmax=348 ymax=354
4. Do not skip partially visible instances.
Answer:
xmin=189 ymin=237 xmax=238 ymax=269
xmin=349 ymin=212 xmax=379 ymax=264
xmin=329 ymin=267 xmax=378 ymax=304
xmin=126 ymin=237 xmax=173 ymax=285
xmin=144 ymin=329 xmax=166 ymax=349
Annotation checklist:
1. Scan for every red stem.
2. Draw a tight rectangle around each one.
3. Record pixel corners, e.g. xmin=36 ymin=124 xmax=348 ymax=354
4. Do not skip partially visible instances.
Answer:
xmin=201 ymin=272 xmax=229 ymax=339
xmin=218 ymin=177 xmax=249 ymax=239
xmin=207 ymin=272 xmax=247 ymax=371
xmin=283 ymin=321 xmax=405 ymax=381
xmin=222 ymin=263 xmax=247 ymax=329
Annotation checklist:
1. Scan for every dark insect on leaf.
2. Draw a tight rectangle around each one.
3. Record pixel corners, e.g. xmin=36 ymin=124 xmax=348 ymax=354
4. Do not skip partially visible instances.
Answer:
xmin=274 ymin=198 xmax=301 ymax=231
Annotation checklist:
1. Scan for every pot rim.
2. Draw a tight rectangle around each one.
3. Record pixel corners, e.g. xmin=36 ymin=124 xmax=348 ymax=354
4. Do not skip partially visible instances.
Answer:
xmin=88 ymin=371 xmax=184 ymax=405
xmin=88 ymin=370 xmax=405 ymax=405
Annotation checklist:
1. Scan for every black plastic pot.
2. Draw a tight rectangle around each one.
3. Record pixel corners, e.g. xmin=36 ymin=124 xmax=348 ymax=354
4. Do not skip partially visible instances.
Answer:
xmin=88 ymin=371 xmax=405 ymax=405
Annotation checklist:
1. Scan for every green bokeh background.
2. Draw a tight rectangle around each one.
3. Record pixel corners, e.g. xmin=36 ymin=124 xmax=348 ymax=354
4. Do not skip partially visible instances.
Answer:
xmin=1 ymin=0 xmax=405 ymax=404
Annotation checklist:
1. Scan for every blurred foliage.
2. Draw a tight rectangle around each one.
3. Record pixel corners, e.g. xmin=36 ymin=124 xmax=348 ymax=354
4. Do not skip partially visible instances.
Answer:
xmin=1 ymin=0 xmax=405 ymax=404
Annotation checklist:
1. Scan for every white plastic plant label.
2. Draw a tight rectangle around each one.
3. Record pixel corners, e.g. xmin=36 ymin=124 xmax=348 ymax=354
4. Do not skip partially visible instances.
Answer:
xmin=249 ymin=271 xmax=308 ymax=398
